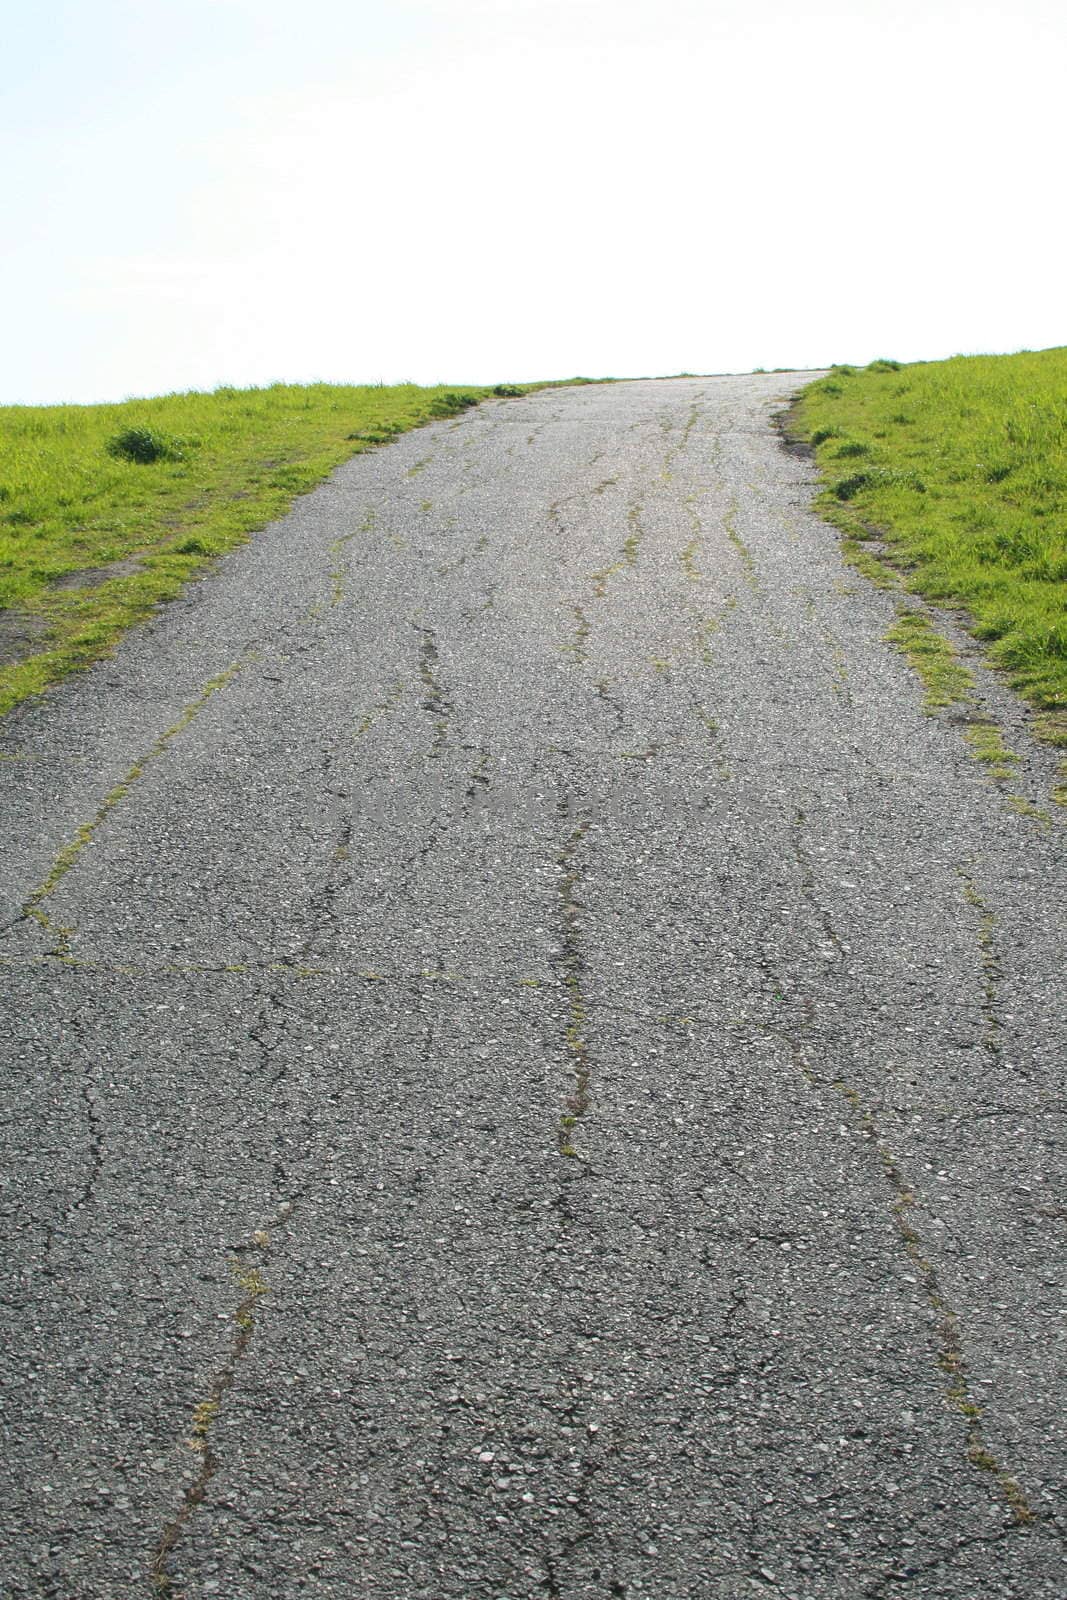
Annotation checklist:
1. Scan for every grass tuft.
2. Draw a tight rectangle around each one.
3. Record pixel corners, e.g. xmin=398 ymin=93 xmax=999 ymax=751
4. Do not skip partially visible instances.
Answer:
xmin=106 ymin=426 xmax=192 ymax=465
xmin=428 ymin=390 xmax=480 ymax=417
xmin=834 ymin=440 xmax=871 ymax=459
xmin=833 ymin=467 xmax=926 ymax=501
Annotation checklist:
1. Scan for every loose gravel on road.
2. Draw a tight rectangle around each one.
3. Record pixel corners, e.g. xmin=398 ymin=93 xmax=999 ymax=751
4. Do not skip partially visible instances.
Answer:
xmin=1 ymin=376 xmax=1064 ymax=1598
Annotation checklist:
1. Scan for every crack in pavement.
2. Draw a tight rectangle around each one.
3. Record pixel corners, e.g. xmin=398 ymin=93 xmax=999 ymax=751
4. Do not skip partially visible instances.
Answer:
xmin=463 ymin=745 xmax=492 ymax=817
xmin=723 ymin=497 xmax=759 ymax=590
xmin=39 ymin=1023 xmax=106 ymax=1268
xmin=860 ymin=1522 xmax=1057 ymax=1597
xmin=692 ymin=593 xmax=738 ymax=667
xmin=553 ymin=800 xmax=593 ymax=1160
xmin=593 ymin=677 xmax=625 ymax=735
xmin=414 ymin=622 xmax=454 ymax=757
xmin=149 ymin=742 xmax=364 ymax=1590
xmin=661 ymin=398 xmax=701 ymax=481
xmin=559 ymin=605 xmax=592 ymax=666
xmin=0 ymin=942 xmax=771 ymax=1040
xmin=782 ymin=808 xmax=1038 ymax=1529
xmin=325 ymin=507 xmax=376 ymax=608
xmin=437 ymin=530 xmax=489 ymax=580
xmin=956 ymin=866 xmax=1007 ymax=1071
xmin=0 ymin=657 xmax=249 ymax=959
xmin=536 ymin=1406 xmax=624 ymax=1599
xmin=587 ymin=502 xmax=642 ymax=601
xmin=547 ymin=475 xmax=620 ymax=540
xmin=678 ymin=499 xmax=703 ymax=584
xmin=149 ymin=1200 xmax=293 ymax=1595
xmin=353 ymin=677 xmax=404 ymax=743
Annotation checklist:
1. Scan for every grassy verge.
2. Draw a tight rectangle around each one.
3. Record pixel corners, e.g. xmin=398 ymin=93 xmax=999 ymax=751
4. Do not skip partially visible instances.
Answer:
xmin=0 ymin=378 xmax=579 ymax=716
xmin=787 ymin=348 xmax=1067 ymax=793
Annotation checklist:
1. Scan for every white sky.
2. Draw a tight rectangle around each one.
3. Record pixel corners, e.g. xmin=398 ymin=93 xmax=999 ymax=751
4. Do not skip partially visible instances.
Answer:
xmin=4 ymin=0 xmax=1065 ymax=404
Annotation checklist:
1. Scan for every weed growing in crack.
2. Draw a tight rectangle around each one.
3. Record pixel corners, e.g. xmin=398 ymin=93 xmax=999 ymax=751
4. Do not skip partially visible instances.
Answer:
xmin=662 ymin=399 xmax=700 ymax=479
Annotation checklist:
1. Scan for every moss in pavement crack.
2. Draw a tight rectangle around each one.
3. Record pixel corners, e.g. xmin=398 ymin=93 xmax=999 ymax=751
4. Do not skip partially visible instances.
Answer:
xmin=547 ymin=476 xmax=619 ymax=540
xmin=588 ymin=503 xmax=642 ymax=599
xmin=723 ymin=499 xmax=758 ymax=589
xmin=18 ymin=659 xmax=245 ymax=950
xmin=322 ymin=507 xmax=376 ymax=609
xmin=560 ymin=606 xmax=592 ymax=665
xmin=694 ymin=595 xmax=737 ymax=666
xmin=662 ymin=399 xmax=700 ymax=480
xmin=150 ymin=1205 xmax=291 ymax=1593
xmin=353 ymin=677 xmax=403 ymax=742
xmin=823 ymin=633 xmax=851 ymax=701
xmin=678 ymin=489 xmax=706 ymax=584
xmin=884 ymin=611 xmax=1047 ymax=797
xmin=298 ymin=509 xmax=375 ymax=619
xmin=1003 ymin=794 xmax=1051 ymax=828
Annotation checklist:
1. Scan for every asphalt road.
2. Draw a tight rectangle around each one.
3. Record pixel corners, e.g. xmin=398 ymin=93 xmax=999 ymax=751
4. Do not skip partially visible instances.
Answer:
xmin=1 ymin=376 xmax=1064 ymax=1599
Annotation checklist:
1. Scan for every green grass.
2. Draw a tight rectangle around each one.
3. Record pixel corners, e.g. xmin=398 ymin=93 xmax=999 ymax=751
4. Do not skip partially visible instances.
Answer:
xmin=961 ymin=721 xmax=1019 ymax=782
xmin=884 ymin=606 xmax=974 ymax=710
xmin=791 ymin=349 xmax=1067 ymax=729
xmin=0 ymin=378 xmax=571 ymax=715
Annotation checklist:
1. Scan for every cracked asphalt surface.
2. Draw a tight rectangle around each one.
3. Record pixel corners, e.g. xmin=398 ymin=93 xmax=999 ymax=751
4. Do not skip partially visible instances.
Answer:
xmin=1 ymin=375 xmax=1065 ymax=1598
